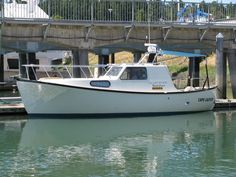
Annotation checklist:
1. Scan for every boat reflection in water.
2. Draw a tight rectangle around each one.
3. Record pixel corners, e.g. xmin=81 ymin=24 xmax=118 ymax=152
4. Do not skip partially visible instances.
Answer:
xmin=20 ymin=112 xmax=216 ymax=147
xmin=4 ymin=111 xmax=236 ymax=176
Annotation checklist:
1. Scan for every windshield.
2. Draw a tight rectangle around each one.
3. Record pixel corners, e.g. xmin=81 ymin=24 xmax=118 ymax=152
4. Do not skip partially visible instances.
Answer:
xmin=105 ymin=66 xmax=122 ymax=77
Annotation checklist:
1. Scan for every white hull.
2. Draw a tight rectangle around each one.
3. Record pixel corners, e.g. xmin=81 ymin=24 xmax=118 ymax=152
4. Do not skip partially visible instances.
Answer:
xmin=17 ymin=80 xmax=215 ymax=115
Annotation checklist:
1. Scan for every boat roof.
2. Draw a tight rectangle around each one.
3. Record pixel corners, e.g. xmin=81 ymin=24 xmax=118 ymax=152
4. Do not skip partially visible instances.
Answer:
xmin=161 ymin=50 xmax=205 ymax=58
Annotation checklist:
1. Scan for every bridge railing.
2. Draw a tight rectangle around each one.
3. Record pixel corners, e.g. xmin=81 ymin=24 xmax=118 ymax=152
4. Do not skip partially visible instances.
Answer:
xmin=0 ymin=0 xmax=235 ymax=24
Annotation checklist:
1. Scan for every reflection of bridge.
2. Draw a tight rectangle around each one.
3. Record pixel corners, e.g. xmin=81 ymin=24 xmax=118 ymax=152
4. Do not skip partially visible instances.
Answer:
xmin=0 ymin=0 xmax=236 ymax=98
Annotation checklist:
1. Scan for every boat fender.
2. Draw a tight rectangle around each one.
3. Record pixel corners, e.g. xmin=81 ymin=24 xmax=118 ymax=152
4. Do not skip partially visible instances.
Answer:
xmin=184 ymin=86 xmax=195 ymax=92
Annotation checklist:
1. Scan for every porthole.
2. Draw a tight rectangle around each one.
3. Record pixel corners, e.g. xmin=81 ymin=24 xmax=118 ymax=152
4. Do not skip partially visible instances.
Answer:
xmin=90 ymin=81 xmax=111 ymax=88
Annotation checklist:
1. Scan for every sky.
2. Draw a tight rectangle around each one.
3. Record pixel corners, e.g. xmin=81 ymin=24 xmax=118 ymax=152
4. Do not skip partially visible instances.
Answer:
xmin=181 ymin=0 xmax=235 ymax=3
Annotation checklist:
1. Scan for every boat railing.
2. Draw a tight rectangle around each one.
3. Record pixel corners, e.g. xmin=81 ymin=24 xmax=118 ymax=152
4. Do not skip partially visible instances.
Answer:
xmin=173 ymin=77 xmax=215 ymax=89
xmin=21 ymin=64 xmax=112 ymax=80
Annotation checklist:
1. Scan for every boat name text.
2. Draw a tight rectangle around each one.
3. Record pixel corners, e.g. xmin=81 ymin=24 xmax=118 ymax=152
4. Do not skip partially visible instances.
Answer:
xmin=198 ymin=98 xmax=214 ymax=102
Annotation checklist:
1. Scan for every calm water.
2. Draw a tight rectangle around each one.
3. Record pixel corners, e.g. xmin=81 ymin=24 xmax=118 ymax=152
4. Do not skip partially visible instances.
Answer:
xmin=0 ymin=111 xmax=236 ymax=177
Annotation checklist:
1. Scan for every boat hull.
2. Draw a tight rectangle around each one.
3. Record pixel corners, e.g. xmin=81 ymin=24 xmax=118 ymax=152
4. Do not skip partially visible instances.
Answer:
xmin=17 ymin=80 xmax=216 ymax=116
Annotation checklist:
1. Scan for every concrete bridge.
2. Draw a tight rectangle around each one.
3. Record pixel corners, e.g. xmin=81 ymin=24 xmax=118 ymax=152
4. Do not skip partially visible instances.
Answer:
xmin=1 ymin=0 xmax=236 ymax=54
xmin=2 ymin=19 xmax=236 ymax=53
xmin=0 ymin=0 xmax=236 ymax=99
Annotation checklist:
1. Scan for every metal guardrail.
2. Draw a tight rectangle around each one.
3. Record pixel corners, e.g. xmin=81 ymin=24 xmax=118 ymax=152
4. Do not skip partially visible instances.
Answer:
xmin=22 ymin=64 xmax=111 ymax=80
xmin=0 ymin=0 xmax=235 ymax=25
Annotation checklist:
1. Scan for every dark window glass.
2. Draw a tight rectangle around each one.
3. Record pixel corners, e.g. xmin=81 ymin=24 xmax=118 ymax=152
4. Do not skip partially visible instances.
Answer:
xmin=120 ymin=67 xmax=147 ymax=80
xmin=90 ymin=81 xmax=111 ymax=88
xmin=7 ymin=59 xmax=18 ymax=69
xmin=16 ymin=0 xmax=27 ymax=4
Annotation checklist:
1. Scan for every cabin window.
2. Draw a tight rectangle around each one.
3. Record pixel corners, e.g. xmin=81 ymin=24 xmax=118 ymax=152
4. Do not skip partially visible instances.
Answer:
xmin=90 ymin=81 xmax=111 ymax=88
xmin=7 ymin=58 xmax=39 ymax=70
xmin=105 ymin=66 xmax=122 ymax=77
xmin=7 ymin=58 xmax=18 ymax=69
xmin=51 ymin=58 xmax=62 ymax=65
xmin=120 ymin=67 xmax=147 ymax=80
xmin=16 ymin=0 xmax=27 ymax=4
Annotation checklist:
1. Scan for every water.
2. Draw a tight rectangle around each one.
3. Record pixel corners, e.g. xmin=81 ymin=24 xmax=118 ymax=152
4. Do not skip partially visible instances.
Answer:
xmin=0 ymin=90 xmax=20 ymax=97
xmin=0 ymin=111 xmax=236 ymax=177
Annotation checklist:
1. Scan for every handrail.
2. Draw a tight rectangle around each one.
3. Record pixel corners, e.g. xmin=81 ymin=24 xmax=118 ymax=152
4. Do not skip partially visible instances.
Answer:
xmin=0 ymin=0 xmax=235 ymax=25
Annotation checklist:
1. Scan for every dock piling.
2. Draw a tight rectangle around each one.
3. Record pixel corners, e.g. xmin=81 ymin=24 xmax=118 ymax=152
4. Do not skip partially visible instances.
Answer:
xmin=215 ymin=33 xmax=227 ymax=99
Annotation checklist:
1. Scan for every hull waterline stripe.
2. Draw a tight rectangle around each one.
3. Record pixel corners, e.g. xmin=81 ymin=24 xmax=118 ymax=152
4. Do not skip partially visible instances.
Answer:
xmin=28 ymin=111 xmax=209 ymax=119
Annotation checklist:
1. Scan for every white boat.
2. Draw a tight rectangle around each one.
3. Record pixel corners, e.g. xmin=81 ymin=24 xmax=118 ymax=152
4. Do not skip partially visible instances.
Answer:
xmin=16 ymin=44 xmax=216 ymax=116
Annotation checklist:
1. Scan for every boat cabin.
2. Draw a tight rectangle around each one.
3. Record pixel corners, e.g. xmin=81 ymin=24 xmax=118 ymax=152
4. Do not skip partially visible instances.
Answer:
xmin=98 ymin=64 xmax=178 ymax=92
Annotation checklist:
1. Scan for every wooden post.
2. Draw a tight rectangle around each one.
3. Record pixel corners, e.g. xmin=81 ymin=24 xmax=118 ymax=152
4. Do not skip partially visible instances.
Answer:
xmin=0 ymin=54 xmax=4 ymax=83
xmin=228 ymin=49 xmax=236 ymax=98
xmin=215 ymin=33 xmax=226 ymax=99
xmin=18 ymin=53 xmax=27 ymax=78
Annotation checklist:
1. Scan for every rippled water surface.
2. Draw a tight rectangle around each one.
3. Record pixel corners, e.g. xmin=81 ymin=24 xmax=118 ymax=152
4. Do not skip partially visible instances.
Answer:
xmin=1 ymin=111 xmax=236 ymax=177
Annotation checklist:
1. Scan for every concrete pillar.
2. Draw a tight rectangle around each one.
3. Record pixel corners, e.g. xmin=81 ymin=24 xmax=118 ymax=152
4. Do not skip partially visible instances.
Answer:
xmin=98 ymin=55 xmax=109 ymax=75
xmin=19 ymin=53 xmax=27 ymax=78
xmin=133 ymin=52 xmax=142 ymax=63
xmin=228 ymin=49 xmax=236 ymax=98
xmin=216 ymin=33 xmax=227 ymax=99
xmin=27 ymin=53 xmax=37 ymax=80
xmin=78 ymin=49 xmax=89 ymax=65
xmin=187 ymin=57 xmax=201 ymax=87
xmin=72 ymin=50 xmax=80 ymax=78
xmin=72 ymin=49 xmax=89 ymax=78
xmin=111 ymin=53 xmax=115 ymax=64
xmin=0 ymin=54 xmax=4 ymax=83
xmin=99 ymin=55 xmax=109 ymax=65
xmin=79 ymin=49 xmax=89 ymax=78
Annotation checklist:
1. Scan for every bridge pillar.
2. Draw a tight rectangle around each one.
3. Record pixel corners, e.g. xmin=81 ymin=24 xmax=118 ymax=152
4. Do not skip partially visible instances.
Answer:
xmin=133 ymin=52 xmax=142 ymax=63
xmin=0 ymin=55 xmax=4 ymax=83
xmin=215 ymin=33 xmax=227 ymax=99
xmin=72 ymin=49 xmax=89 ymax=78
xmin=72 ymin=50 xmax=80 ymax=78
xmin=99 ymin=55 xmax=109 ymax=75
xmin=99 ymin=55 xmax=109 ymax=65
xmin=188 ymin=57 xmax=201 ymax=87
xmin=27 ymin=53 xmax=37 ymax=80
xmin=228 ymin=49 xmax=236 ymax=98
xmin=19 ymin=53 xmax=27 ymax=78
